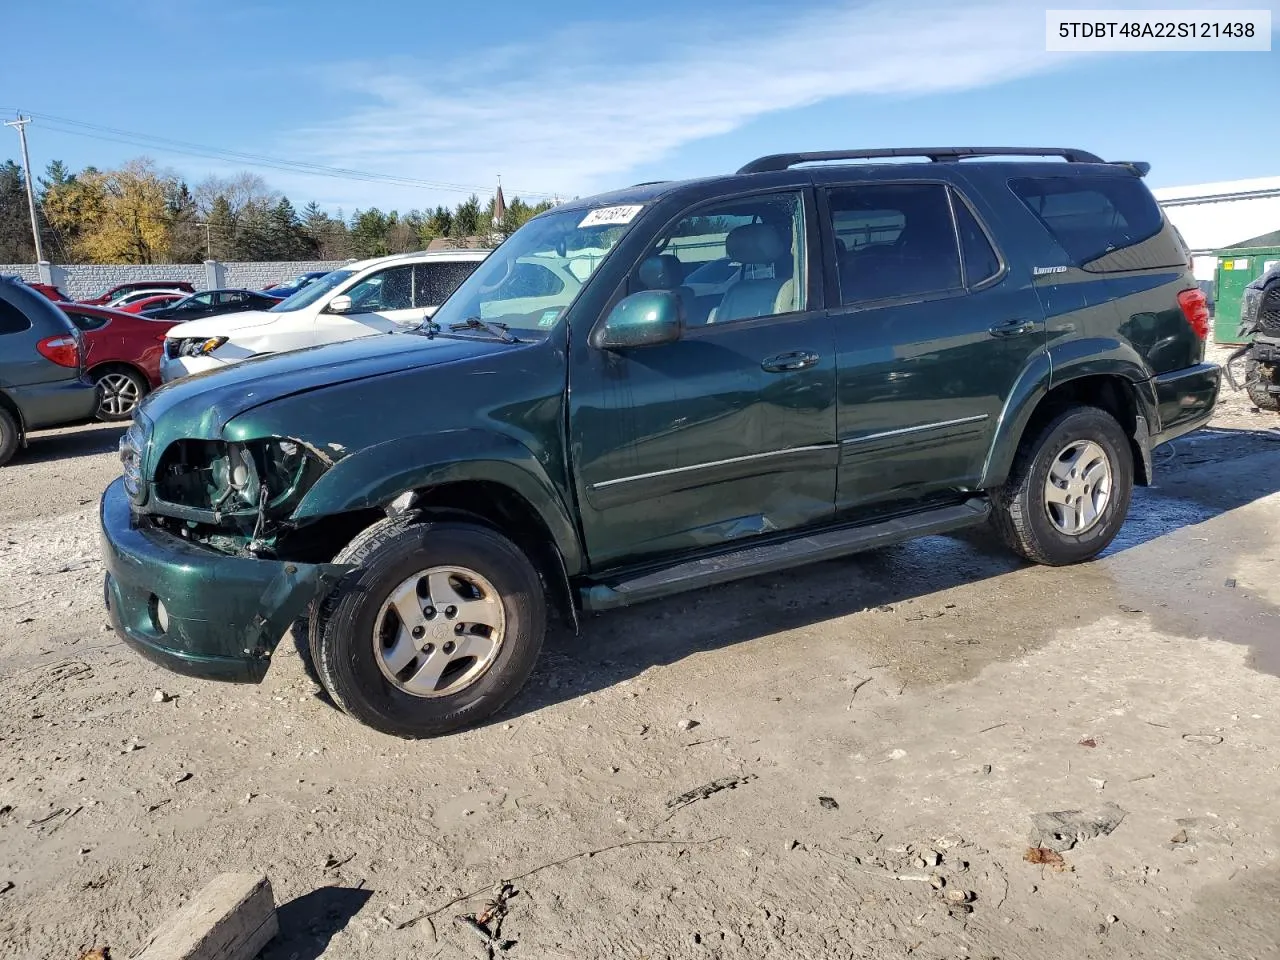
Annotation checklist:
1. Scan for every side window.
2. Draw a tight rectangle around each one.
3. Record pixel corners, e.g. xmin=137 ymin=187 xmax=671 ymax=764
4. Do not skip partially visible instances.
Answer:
xmin=346 ymin=265 xmax=414 ymax=311
xmin=68 ymin=312 xmax=108 ymax=332
xmin=824 ymin=183 xmax=961 ymax=305
xmin=216 ymin=291 xmax=246 ymax=306
xmin=634 ymin=191 xmax=806 ymax=327
xmin=186 ymin=293 xmax=215 ymax=308
xmin=952 ymin=193 xmax=1001 ymax=287
xmin=1008 ymin=176 xmax=1163 ymax=265
xmin=0 ymin=300 xmax=32 ymax=335
xmin=413 ymin=261 xmax=480 ymax=307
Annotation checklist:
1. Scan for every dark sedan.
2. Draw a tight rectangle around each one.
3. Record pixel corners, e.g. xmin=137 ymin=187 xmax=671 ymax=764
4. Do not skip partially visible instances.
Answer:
xmin=140 ymin=288 xmax=283 ymax=321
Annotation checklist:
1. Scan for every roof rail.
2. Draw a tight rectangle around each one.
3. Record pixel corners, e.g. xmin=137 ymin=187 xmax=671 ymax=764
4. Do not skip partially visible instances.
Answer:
xmin=737 ymin=146 xmax=1107 ymax=174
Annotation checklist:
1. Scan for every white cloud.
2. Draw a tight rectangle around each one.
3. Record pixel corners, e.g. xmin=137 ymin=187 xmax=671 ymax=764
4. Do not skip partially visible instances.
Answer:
xmin=269 ymin=0 xmax=1268 ymax=210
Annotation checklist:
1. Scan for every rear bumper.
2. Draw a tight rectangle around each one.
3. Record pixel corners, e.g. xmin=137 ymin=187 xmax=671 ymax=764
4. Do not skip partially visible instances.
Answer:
xmin=1151 ymin=362 xmax=1220 ymax=446
xmin=99 ymin=476 xmax=345 ymax=683
xmin=10 ymin=377 xmax=99 ymax=430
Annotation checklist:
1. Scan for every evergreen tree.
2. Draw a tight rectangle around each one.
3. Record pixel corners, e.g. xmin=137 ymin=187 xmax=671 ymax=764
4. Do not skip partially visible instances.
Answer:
xmin=204 ymin=194 xmax=236 ymax=261
xmin=451 ymin=194 xmax=482 ymax=238
xmin=165 ymin=180 xmax=205 ymax=263
xmin=0 ymin=161 xmax=36 ymax=262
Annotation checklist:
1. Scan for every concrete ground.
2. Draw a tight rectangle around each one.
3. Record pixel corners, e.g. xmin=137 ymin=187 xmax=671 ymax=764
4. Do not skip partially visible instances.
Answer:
xmin=1 ymin=344 xmax=1278 ymax=960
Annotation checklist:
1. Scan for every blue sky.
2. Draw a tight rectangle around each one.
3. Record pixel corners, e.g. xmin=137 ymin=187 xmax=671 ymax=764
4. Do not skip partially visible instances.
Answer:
xmin=1 ymin=0 xmax=1276 ymax=214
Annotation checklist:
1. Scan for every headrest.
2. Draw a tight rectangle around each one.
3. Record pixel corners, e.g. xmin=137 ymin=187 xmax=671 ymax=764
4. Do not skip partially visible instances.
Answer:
xmin=726 ymin=223 xmax=785 ymax=265
xmin=637 ymin=254 xmax=684 ymax=290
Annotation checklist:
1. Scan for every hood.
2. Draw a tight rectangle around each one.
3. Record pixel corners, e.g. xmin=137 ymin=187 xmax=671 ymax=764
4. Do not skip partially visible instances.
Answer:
xmin=140 ymin=331 xmax=519 ymax=440
xmin=161 ymin=309 xmax=280 ymax=337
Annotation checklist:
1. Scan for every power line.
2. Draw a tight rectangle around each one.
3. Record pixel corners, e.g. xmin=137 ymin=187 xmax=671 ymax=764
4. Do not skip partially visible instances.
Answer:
xmin=0 ymin=106 xmax=559 ymax=200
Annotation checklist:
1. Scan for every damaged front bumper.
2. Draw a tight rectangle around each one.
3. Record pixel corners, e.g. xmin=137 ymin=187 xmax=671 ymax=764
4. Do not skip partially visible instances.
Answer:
xmin=99 ymin=476 xmax=347 ymax=683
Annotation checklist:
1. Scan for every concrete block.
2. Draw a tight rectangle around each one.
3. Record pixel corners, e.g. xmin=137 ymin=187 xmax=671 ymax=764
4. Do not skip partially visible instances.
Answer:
xmin=134 ymin=873 xmax=278 ymax=960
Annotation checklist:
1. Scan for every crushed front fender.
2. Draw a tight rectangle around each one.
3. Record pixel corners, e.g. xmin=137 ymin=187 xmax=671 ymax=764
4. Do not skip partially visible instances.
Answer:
xmin=99 ymin=476 xmax=350 ymax=683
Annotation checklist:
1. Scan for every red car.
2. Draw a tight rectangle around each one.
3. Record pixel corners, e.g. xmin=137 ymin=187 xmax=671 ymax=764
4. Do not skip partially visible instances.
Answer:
xmin=120 ymin=293 xmax=187 ymax=314
xmin=80 ymin=280 xmax=195 ymax=306
xmin=25 ymin=281 xmax=72 ymax=302
xmin=60 ymin=303 xmax=176 ymax=421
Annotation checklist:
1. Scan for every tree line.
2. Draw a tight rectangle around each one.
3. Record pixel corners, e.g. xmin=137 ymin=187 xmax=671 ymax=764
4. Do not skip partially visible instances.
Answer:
xmin=0 ymin=157 xmax=555 ymax=265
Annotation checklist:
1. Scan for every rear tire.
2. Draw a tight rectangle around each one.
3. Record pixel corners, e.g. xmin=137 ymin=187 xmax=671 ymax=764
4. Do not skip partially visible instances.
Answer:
xmin=1244 ymin=358 xmax=1280 ymax=412
xmin=992 ymin=405 xmax=1133 ymax=566
xmin=92 ymin=366 xmax=149 ymax=421
xmin=0 ymin=407 xmax=19 ymax=466
xmin=310 ymin=518 xmax=546 ymax=738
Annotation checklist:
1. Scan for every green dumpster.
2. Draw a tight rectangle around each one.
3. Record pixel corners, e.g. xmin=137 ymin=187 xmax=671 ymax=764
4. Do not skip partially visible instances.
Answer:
xmin=1214 ymin=245 xmax=1280 ymax=344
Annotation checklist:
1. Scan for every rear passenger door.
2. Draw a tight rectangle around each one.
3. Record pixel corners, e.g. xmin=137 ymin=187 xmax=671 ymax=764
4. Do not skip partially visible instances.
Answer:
xmin=820 ymin=181 xmax=1047 ymax=512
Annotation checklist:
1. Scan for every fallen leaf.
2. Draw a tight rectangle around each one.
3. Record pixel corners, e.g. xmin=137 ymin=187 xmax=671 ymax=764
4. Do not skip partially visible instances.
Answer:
xmin=78 ymin=949 xmax=111 ymax=960
xmin=818 ymin=796 xmax=839 ymax=810
xmin=1078 ymin=737 xmax=1098 ymax=748
xmin=1023 ymin=847 xmax=1071 ymax=871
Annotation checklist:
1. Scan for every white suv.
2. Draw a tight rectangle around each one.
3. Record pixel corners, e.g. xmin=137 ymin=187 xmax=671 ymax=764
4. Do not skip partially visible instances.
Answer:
xmin=160 ymin=249 xmax=488 ymax=381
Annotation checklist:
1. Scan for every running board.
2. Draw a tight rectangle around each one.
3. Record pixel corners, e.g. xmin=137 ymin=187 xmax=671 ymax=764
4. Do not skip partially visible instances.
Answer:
xmin=581 ymin=497 xmax=991 ymax=612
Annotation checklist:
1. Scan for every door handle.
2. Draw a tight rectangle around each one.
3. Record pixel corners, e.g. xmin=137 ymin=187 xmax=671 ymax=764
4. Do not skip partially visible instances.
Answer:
xmin=761 ymin=351 xmax=820 ymax=373
xmin=989 ymin=318 xmax=1038 ymax=338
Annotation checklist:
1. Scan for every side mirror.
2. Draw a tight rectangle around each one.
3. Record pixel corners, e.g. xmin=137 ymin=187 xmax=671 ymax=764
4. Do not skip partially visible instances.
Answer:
xmin=594 ymin=290 xmax=683 ymax=350
xmin=327 ymin=294 xmax=354 ymax=314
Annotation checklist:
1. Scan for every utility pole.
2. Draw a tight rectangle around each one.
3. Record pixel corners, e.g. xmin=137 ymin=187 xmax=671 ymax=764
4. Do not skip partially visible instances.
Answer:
xmin=4 ymin=115 xmax=45 ymax=264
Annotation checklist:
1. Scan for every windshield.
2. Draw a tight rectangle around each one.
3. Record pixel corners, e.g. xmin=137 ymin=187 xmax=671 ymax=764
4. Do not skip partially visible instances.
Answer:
xmin=429 ymin=206 xmax=636 ymax=336
xmin=270 ymin=270 xmax=354 ymax=312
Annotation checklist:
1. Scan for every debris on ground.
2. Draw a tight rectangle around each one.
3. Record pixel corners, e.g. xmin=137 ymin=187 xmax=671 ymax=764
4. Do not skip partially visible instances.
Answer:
xmin=77 ymin=949 xmax=110 ymax=960
xmin=1078 ymin=737 xmax=1098 ymax=748
xmin=665 ymin=774 xmax=757 ymax=811
xmin=1182 ymin=733 xmax=1224 ymax=745
xmin=151 ymin=689 xmax=171 ymax=704
xmin=0 ymin=880 xmax=13 ymax=895
xmin=1028 ymin=803 xmax=1127 ymax=852
xmin=1170 ymin=829 xmax=1189 ymax=844
xmin=1023 ymin=847 xmax=1071 ymax=871
xmin=676 ymin=719 xmax=700 ymax=732
xmin=818 ymin=796 xmax=839 ymax=810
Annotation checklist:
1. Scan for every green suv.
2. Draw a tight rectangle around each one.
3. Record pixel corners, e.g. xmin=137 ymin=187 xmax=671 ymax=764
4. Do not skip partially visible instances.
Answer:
xmin=100 ymin=146 xmax=1220 ymax=737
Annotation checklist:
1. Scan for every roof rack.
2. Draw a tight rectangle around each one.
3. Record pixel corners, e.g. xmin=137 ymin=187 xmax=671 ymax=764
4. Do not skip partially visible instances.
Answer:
xmin=737 ymin=146 xmax=1107 ymax=174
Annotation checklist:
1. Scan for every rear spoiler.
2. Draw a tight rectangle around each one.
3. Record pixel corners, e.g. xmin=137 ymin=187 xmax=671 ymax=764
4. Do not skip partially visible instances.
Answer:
xmin=1113 ymin=161 xmax=1151 ymax=178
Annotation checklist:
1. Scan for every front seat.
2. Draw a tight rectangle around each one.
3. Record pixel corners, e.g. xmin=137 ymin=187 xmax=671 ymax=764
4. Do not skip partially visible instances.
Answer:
xmin=710 ymin=223 xmax=795 ymax=324
xmin=637 ymin=254 xmax=695 ymax=320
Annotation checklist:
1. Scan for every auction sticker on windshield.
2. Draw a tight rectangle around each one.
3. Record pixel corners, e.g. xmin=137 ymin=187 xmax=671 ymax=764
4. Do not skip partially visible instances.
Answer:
xmin=578 ymin=205 xmax=644 ymax=228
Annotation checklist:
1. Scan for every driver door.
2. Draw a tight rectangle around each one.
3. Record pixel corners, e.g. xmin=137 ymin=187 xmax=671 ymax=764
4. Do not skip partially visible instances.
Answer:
xmin=569 ymin=188 xmax=838 ymax=569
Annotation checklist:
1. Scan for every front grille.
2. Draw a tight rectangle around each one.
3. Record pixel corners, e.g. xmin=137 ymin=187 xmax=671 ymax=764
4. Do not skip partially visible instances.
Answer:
xmin=1261 ymin=288 xmax=1280 ymax=336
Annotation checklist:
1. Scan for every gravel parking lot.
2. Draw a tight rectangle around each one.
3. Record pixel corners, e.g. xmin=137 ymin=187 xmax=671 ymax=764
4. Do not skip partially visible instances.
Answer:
xmin=2 ymin=345 xmax=1279 ymax=960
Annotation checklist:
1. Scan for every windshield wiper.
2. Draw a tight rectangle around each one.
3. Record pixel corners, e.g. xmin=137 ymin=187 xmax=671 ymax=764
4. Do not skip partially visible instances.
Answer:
xmin=449 ymin=316 xmax=520 ymax=343
xmin=414 ymin=318 xmax=441 ymax=338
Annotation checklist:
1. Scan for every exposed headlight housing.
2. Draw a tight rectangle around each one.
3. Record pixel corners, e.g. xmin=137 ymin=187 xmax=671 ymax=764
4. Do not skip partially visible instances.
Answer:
xmin=152 ymin=437 xmax=324 ymax=524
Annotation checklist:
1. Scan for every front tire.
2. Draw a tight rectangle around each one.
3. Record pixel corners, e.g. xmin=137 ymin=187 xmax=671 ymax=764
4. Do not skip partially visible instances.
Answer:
xmin=310 ymin=519 xmax=546 ymax=738
xmin=0 ymin=407 xmax=20 ymax=466
xmin=992 ymin=405 xmax=1134 ymax=566
xmin=1244 ymin=358 xmax=1280 ymax=412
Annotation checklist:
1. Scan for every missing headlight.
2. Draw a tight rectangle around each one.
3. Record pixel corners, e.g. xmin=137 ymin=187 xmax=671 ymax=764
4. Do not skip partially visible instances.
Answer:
xmin=154 ymin=437 xmax=324 ymax=525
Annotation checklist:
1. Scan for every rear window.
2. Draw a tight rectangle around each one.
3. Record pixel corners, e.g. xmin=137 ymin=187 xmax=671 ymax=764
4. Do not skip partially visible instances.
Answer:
xmin=1009 ymin=176 xmax=1164 ymax=266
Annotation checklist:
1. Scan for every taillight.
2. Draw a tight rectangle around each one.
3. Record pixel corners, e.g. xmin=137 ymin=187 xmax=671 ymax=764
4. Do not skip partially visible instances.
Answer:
xmin=1177 ymin=288 xmax=1210 ymax=341
xmin=36 ymin=335 xmax=81 ymax=368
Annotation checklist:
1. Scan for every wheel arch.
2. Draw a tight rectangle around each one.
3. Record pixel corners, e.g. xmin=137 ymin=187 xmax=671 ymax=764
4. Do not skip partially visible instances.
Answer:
xmin=982 ymin=347 xmax=1159 ymax=490
xmin=289 ymin=430 xmax=584 ymax=626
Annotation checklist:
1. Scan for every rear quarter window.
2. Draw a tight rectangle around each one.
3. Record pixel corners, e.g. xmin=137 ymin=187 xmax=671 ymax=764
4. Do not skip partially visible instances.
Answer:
xmin=1009 ymin=176 xmax=1166 ymax=268
xmin=0 ymin=299 xmax=32 ymax=335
